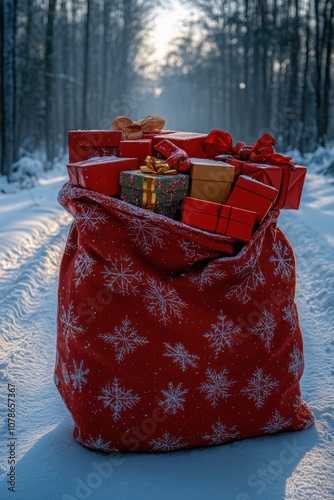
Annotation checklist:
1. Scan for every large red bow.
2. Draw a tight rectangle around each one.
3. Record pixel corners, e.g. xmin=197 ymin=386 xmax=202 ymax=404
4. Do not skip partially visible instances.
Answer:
xmin=204 ymin=130 xmax=295 ymax=168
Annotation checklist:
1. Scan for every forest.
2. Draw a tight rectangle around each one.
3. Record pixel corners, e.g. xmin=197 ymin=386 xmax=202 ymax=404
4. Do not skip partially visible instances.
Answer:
xmin=1 ymin=0 xmax=333 ymax=178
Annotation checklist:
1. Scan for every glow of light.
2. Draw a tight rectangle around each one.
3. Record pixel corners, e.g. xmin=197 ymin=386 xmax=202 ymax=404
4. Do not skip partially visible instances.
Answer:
xmin=153 ymin=1 xmax=193 ymax=61
xmin=239 ymin=82 xmax=246 ymax=89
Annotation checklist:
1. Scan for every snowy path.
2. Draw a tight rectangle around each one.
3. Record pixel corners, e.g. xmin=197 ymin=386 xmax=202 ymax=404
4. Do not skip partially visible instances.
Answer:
xmin=0 ymin=173 xmax=333 ymax=500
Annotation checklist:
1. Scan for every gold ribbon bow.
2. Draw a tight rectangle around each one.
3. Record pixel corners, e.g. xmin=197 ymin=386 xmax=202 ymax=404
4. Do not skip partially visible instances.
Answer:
xmin=140 ymin=156 xmax=177 ymax=175
xmin=112 ymin=115 xmax=165 ymax=140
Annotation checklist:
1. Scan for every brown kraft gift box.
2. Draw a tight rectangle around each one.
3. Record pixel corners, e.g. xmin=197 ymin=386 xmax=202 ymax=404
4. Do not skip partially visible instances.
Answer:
xmin=189 ymin=158 xmax=235 ymax=204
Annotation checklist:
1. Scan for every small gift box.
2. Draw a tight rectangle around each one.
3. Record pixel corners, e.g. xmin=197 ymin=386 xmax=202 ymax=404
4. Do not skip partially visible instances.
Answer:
xmin=68 ymin=130 xmax=122 ymax=164
xmin=67 ymin=157 xmax=138 ymax=196
xmin=204 ymin=129 xmax=306 ymax=210
xmin=119 ymin=139 xmax=152 ymax=166
xmin=226 ymin=175 xmax=279 ymax=224
xmin=225 ymin=158 xmax=306 ymax=210
xmin=181 ymin=197 xmax=256 ymax=241
xmin=216 ymin=205 xmax=257 ymax=242
xmin=120 ymin=157 xmax=189 ymax=218
xmin=181 ymin=197 xmax=221 ymax=232
xmin=189 ymin=158 xmax=235 ymax=204
xmin=152 ymin=132 xmax=208 ymax=158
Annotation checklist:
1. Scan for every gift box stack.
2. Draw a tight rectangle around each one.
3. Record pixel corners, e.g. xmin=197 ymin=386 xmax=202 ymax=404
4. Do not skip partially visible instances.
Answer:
xmin=66 ymin=116 xmax=306 ymax=251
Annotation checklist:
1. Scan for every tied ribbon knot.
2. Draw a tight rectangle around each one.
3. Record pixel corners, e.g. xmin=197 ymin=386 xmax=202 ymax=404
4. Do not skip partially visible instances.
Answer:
xmin=140 ymin=156 xmax=177 ymax=175
xmin=112 ymin=115 xmax=165 ymax=140
xmin=204 ymin=130 xmax=296 ymax=169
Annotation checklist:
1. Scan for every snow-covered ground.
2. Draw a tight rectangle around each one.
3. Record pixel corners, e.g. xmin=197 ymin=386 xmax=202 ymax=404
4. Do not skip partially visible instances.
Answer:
xmin=0 ymin=155 xmax=334 ymax=500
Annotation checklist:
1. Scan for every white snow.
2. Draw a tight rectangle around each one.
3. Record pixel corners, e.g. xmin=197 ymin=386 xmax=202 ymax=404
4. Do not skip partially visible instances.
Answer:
xmin=0 ymin=154 xmax=334 ymax=499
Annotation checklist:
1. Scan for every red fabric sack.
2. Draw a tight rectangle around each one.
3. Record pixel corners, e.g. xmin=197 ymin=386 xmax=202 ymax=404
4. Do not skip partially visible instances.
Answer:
xmin=55 ymin=183 xmax=314 ymax=453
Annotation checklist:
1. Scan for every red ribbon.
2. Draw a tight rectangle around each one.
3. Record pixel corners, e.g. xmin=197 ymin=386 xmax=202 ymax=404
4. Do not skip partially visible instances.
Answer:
xmin=204 ymin=130 xmax=295 ymax=169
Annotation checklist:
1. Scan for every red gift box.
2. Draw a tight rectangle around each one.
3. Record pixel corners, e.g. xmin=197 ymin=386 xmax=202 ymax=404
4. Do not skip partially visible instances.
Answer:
xmin=67 ymin=157 xmax=138 ymax=196
xmin=204 ymin=130 xmax=306 ymax=210
xmin=67 ymin=164 xmax=79 ymax=186
xmin=142 ymin=130 xmax=176 ymax=140
xmin=68 ymin=130 xmax=122 ymax=164
xmin=216 ymin=205 xmax=256 ymax=242
xmin=152 ymin=132 xmax=208 ymax=158
xmin=181 ymin=197 xmax=221 ymax=232
xmin=182 ymin=197 xmax=256 ymax=242
xmin=226 ymin=175 xmax=279 ymax=224
xmin=225 ymin=158 xmax=306 ymax=210
xmin=119 ymin=139 xmax=152 ymax=167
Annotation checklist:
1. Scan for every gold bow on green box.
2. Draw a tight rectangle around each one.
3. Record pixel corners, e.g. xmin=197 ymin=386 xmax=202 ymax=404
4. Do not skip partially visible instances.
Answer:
xmin=140 ymin=156 xmax=177 ymax=176
xmin=139 ymin=156 xmax=177 ymax=210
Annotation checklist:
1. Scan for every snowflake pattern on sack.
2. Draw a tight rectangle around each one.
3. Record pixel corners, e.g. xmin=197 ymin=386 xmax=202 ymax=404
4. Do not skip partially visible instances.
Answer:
xmin=70 ymin=359 xmax=90 ymax=393
xmin=269 ymin=240 xmax=294 ymax=279
xmin=99 ymin=316 xmax=148 ymax=362
xmin=241 ymin=367 xmax=279 ymax=409
xmin=178 ymin=239 xmax=207 ymax=262
xmin=225 ymin=247 xmax=265 ymax=304
xmin=204 ymin=312 xmax=242 ymax=356
xmin=57 ymin=188 xmax=314 ymax=452
xmin=64 ymin=222 xmax=78 ymax=255
xmin=250 ymin=308 xmax=276 ymax=352
xmin=59 ymin=302 xmax=85 ymax=351
xmin=261 ymin=409 xmax=292 ymax=434
xmin=74 ymin=250 xmax=96 ymax=287
xmin=163 ymin=342 xmax=199 ymax=372
xmin=199 ymin=368 xmax=236 ymax=407
xmin=102 ymin=254 xmax=143 ymax=296
xmin=203 ymin=418 xmax=240 ymax=445
xmin=282 ymin=303 xmax=298 ymax=335
xmin=61 ymin=362 xmax=70 ymax=385
xmin=120 ymin=216 xmax=168 ymax=255
xmin=76 ymin=204 xmax=108 ymax=233
xmin=98 ymin=377 xmax=140 ymax=422
xmin=143 ymin=277 xmax=188 ymax=325
xmin=288 ymin=345 xmax=304 ymax=380
xmin=158 ymin=382 xmax=188 ymax=415
xmin=293 ymin=394 xmax=302 ymax=410
xmin=84 ymin=435 xmax=116 ymax=452
xmin=189 ymin=262 xmax=226 ymax=291
xmin=149 ymin=431 xmax=188 ymax=452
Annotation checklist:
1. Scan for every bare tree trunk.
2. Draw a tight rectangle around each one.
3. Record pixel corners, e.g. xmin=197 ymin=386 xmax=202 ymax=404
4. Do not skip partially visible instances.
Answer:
xmin=83 ymin=0 xmax=92 ymax=128
xmin=45 ymin=0 xmax=57 ymax=169
xmin=0 ymin=0 xmax=16 ymax=177
xmin=319 ymin=0 xmax=333 ymax=146
xmin=299 ymin=10 xmax=311 ymax=154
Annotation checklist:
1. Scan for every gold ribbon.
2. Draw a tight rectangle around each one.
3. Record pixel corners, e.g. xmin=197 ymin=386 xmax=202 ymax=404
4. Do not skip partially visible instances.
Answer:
xmin=142 ymin=176 xmax=157 ymax=210
xmin=112 ymin=115 xmax=165 ymax=140
xmin=140 ymin=156 xmax=177 ymax=175
xmin=138 ymin=157 xmax=177 ymax=211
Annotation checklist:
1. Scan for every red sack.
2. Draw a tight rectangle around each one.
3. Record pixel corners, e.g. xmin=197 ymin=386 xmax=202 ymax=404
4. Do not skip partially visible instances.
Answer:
xmin=55 ymin=183 xmax=314 ymax=453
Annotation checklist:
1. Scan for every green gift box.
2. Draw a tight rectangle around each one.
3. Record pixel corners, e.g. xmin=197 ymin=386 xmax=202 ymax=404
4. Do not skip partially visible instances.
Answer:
xmin=119 ymin=170 xmax=189 ymax=218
